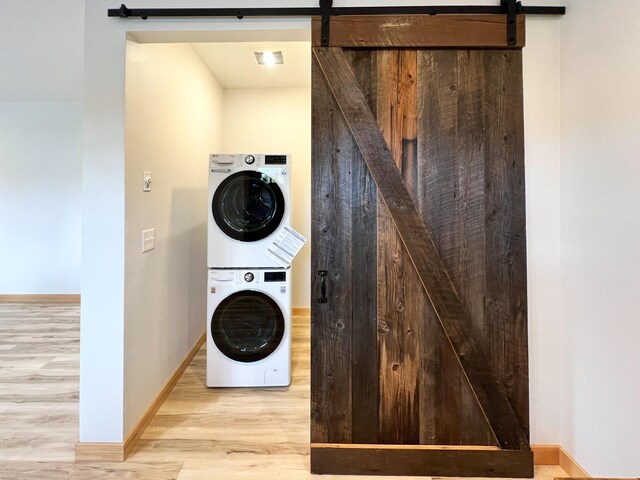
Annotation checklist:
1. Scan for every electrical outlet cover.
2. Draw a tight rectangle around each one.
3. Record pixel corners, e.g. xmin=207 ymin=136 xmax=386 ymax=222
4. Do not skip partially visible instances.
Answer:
xmin=142 ymin=228 xmax=155 ymax=252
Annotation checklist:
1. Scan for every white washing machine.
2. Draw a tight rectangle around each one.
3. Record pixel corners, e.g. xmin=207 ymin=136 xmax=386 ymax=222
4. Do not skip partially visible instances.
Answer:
xmin=208 ymin=153 xmax=291 ymax=268
xmin=206 ymin=268 xmax=291 ymax=387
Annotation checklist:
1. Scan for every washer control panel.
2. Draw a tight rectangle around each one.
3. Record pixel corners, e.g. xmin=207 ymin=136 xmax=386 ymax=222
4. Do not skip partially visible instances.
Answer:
xmin=209 ymin=270 xmax=288 ymax=287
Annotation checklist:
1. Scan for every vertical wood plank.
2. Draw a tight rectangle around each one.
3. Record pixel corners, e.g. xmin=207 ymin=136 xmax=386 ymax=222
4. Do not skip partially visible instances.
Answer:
xmin=346 ymin=49 xmax=380 ymax=444
xmin=417 ymin=49 xmax=496 ymax=446
xmin=311 ymin=55 xmax=353 ymax=444
xmin=417 ymin=49 xmax=459 ymax=445
xmin=482 ymin=50 xmax=529 ymax=437
xmin=375 ymin=50 xmax=422 ymax=445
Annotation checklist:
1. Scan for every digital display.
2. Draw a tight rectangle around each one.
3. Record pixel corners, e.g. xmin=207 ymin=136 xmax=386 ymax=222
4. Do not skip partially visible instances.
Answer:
xmin=264 ymin=271 xmax=286 ymax=282
xmin=265 ymin=155 xmax=287 ymax=165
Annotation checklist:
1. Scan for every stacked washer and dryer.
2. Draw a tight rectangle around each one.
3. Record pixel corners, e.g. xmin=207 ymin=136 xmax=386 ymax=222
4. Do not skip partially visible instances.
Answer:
xmin=207 ymin=154 xmax=292 ymax=387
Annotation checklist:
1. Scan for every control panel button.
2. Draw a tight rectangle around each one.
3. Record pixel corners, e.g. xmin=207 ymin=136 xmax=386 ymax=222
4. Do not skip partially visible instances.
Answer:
xmin=245 ymin=155 xmax=256 ymax=165
xmin=244 ymin=272 xmax=255 ymax=283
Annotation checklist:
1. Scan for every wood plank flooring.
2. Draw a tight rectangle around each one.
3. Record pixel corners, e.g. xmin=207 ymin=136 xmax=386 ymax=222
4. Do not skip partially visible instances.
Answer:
xmin=0 ymin=303 xmax=79 ymax=465
xmin=0 ymin=302 xmax=569 ymax=479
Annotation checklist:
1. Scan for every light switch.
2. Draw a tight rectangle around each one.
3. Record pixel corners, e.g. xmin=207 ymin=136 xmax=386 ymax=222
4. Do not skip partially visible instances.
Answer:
xmin=142 ymin=228 xmax=155 ymax=253
xmin=143 ymin=171 xmax=152 ymax=192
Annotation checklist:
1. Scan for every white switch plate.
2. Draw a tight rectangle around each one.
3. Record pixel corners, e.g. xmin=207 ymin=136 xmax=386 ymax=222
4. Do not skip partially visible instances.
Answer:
xmin=142 ymin=228 xmax=155 ymax=253
xmin=143 ymin=171 xmax=152 ymax=192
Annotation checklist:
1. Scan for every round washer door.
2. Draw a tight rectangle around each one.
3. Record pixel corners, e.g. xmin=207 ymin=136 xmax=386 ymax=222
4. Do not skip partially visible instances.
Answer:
xmin=212 ymin=171 xmax=285 ymax=242
xmin=211 ymin=291 xmax=285 ymax=363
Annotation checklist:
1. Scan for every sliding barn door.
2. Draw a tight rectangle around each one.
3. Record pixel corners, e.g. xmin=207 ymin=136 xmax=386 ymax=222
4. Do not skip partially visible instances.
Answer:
xmin=311 ymin=15 xmax=530 ymax=478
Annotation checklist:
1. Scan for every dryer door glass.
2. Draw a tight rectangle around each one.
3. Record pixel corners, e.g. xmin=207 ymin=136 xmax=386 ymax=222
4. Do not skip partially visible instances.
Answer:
xmin=212 ymin=171 xmax=285 ymax=242
xmin=211 ymin=291 xmax=285 ymax=363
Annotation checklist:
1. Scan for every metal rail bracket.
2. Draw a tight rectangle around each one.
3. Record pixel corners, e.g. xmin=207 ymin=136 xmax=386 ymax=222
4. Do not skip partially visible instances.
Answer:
xmin=320 ymin=0 xmax=333 ymax=47
xmin=502 ymin=0 xmax=521 ymax=46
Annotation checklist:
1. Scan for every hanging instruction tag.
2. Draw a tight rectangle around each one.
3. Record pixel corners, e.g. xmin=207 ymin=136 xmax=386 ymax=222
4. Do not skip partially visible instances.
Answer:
xmin=264 ymin=225 xmax=307 ymax=268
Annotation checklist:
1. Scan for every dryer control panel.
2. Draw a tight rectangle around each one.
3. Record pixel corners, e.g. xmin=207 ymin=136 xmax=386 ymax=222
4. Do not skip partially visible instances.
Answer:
xmin=209 ymin=153 xmax=289 ymax=169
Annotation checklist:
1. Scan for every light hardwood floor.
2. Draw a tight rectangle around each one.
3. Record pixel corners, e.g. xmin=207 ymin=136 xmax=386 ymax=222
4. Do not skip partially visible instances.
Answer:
xmin=0 ymin=302 xmax=569 ymax=479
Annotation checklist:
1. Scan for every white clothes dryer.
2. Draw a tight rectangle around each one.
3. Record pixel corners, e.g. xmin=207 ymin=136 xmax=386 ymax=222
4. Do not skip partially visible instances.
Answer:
xmin=208 ymin=154 xmax=291 ymax=268
xmin=206 ymin=268 xmax=291 ymax=387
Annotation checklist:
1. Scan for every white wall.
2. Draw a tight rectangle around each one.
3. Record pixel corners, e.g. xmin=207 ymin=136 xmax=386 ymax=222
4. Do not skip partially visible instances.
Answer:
xmin=559 ymin=1 xmax=640 ymax=475
xmin=0 ymin=0 xmax=84 ymax=295
xmin=124 ymin=42 xmax=223 ymax=434
xmin=522 ymin=17 xmax=563 ymax=445
xmin=222 ymin=88 xmax=311 ymax=308
xmin=0 ymin=102 xmax=82 ymax=293
xmin=0 ymin=0 xmax=84 ymax=101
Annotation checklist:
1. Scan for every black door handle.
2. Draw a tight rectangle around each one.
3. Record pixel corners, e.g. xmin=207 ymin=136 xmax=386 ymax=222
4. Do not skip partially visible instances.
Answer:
xmin=318 ymin=270 xmax=328 ymax=303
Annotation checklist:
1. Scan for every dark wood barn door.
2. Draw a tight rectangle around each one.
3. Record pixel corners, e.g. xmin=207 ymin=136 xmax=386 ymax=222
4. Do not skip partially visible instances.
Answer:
xmin=311 ymin=15 xmax=530 ymax=478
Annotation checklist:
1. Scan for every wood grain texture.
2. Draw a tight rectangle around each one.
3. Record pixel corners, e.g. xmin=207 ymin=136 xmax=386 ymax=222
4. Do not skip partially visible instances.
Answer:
xmin=482 ymin=49 xmax=530 ymax=436
xmin=311 ymin=444 xmax=533 ymax=477
xmin=0 ymin=301 xmax=569 ymax=479
xmin=313 ymin=46 xmax=529 ymax=454
xmin=345 ymin=49 xmax=380 ymax=445
xmin=417 ymin=49 xmax=496 ymax=446
xmin=122 ymin=332 xmax=205 ymax=459
xmin=374 ymin=49 xmax=422 ymax=445
xmin=75 ymin=334 xmax=206 ymax=462
xmin=558 ymin=447 xmax=592 ymax=478
xmin=310 ymin=58 xmax=353 ymax=444
xmin=74 ymin=443 xmax=124 ymax=462
xmin=0 ymin=303 xmax=79 ymax=463
xmin=0 ymin=295 xmax=80 ymax=304
xmin=418 ymin=49 xmax=529 ymax=440
xmin=533 ymin=445 xmax=561 ymax=465
xmin=312 ymin=14 xmax=526 ymax=48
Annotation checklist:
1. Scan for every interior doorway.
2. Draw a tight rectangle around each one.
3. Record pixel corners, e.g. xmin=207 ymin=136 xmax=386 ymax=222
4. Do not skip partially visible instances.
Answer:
xmin=122 ymin=28 xmax=313 ymax=453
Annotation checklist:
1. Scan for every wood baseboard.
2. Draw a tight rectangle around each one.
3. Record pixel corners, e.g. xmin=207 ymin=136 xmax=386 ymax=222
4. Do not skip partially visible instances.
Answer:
xmin=75 ymin=332 xmax=205 ymax=462
xmin=559 ymin=446 xmax=591 ymax=477
xmin=123 ymin=332 xmax=205 ymax=458
xmin=75 ymin=442 xmax=124 ymax=462
xmin=292 ymin=307 xmax=310 ymax=317
xmin=532 ymin=444 xmax=561 ymax=465
xmin=532 ymin=445 xmax=590 ymax=476
xmin=0 ymin=294 xmax=80 ymax=304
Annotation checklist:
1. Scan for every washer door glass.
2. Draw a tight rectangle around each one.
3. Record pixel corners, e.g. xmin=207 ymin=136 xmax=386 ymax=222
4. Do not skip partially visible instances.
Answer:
xmin=212 ymin=171 xmax=285 ymax=242
xmin=211 ymin=291 xmax=285 ymax=363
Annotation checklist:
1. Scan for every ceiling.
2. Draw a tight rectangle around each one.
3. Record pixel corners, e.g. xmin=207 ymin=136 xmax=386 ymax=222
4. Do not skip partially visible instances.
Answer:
xmin=190 ymin=41 xmax=311 ymax=90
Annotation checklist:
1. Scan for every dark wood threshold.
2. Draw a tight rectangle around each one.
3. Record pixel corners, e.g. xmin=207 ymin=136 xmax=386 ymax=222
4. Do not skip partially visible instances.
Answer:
xmin=311 ymin=443 xmax=534 ymax=477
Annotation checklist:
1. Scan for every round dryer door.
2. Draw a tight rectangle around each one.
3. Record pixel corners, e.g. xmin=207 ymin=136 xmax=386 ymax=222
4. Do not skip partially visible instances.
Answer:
xmin=211 ymin=291 xmax=285 ymax=363
xmin=212 ymin=171 xmax=285 ymax=242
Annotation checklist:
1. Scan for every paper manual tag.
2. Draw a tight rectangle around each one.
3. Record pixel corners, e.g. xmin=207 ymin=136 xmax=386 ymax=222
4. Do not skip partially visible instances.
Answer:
xmin=264 ymin=225 xmax=307 ymax=268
